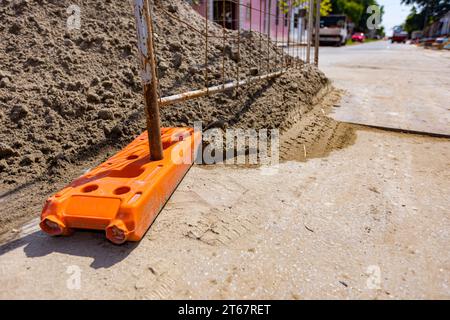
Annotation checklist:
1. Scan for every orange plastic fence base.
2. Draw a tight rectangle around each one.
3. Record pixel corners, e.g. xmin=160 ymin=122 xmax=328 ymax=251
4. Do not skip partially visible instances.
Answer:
xmin=40 ymin=128 xmax=201 ymax=244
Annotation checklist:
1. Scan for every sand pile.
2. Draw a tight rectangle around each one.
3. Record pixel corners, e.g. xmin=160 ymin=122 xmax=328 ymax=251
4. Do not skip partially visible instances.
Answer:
xmin=0 ymin=0 xmax=328 ymax=188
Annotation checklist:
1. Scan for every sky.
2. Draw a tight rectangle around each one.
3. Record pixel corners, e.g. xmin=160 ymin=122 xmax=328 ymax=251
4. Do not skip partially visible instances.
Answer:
xmin=378 ymin=0 xmax=413 ymax=35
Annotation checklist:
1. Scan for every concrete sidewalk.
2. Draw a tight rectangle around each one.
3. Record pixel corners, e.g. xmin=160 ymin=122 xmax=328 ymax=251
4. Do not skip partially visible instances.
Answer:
xmin=1 ymin=129 xmax=449 ymax=299
xmin=1 ymin=41 xmax=449 ymax=300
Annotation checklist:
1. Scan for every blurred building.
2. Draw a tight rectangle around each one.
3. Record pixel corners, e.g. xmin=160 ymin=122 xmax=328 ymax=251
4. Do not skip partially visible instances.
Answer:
xmin=423 ymin=11 xmax=450 ymax=38
xmin=188 ymin=0 xmax=309 ymax=43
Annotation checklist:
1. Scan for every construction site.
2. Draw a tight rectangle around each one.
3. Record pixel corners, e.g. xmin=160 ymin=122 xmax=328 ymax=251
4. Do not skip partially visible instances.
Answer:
xmin=0 ymin=0 xmax=449 ymax=300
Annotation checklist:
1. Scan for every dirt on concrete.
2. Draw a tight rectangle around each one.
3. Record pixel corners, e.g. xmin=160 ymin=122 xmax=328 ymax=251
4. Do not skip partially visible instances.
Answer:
xmin=0 ymin=0 xmax=344 ymax=235
xmin=0 ymin=10 xmax=448 ymax=298
xmin=1 ymin=127 xmax=448 ymax=300
xmin=0 ymin=0 xmax=326 ymax=187
xmin=280 ymin=88 xmax=356 ymax=162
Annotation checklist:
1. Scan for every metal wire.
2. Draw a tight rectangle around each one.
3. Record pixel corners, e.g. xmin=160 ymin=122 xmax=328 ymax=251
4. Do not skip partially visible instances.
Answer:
xmin=154 ymin=0 xmax=319 ymax=108
xmin=222 ymin=0 xmax=226 ymax=88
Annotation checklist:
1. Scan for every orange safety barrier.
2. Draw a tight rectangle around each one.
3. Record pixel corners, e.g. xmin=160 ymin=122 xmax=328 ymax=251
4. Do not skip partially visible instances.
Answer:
xmin=40 ymin=128 xmax=201 ymax=244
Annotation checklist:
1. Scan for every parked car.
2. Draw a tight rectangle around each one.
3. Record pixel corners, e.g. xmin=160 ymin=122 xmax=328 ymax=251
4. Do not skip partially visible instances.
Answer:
xmin=392 ymin=26 xmax=408 ymax=43
xmin=319 ymin=15 xmax=349 ymax=46
xmin=411 ymin=30 xmax=423 ymax=41
xmin=351 ymin=33 xmax=366 ymax=42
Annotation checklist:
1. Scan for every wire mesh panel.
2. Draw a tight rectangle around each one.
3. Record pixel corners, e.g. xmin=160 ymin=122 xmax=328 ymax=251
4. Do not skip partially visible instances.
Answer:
xmin=148 ymin=0 xmax=321 ymax=108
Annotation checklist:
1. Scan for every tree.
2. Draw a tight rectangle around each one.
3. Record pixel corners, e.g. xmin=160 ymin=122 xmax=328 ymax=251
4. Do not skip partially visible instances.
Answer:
xmin=401 ymin=0 xmax=450 ymax=25
xmin=331 ymin=0 xmax=364 ymax=26
xmin=403 ymin=6 xmax=425 ymax=33
xmin=329 ymin=0 xmax=383 ymax=33
xmin=279 ymin=0 xmax=333 ymax=16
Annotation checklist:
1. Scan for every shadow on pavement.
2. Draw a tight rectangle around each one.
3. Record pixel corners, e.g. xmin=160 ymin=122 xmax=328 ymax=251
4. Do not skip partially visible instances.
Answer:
xmin=0 ymin=229 xmax=139 ymax=269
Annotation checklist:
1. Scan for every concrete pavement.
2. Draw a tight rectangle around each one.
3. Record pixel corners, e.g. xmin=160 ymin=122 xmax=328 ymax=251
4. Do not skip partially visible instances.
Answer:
xmin=320 ymin=41 xmax=450 ymax=136
xmin=1 ymin=41 xmax=449 ymax=299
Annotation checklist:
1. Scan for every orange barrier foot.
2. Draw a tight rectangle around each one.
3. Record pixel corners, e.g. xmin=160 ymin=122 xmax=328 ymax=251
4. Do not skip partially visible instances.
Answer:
xmin=40 ymin=128 xmax=201 ymax=244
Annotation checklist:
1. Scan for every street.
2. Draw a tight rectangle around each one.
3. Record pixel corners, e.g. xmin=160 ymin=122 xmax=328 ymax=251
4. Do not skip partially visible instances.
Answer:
xmin=0 ymin=42 xmax=449 ymax=299
xmin=321 ymin=41 xmax=450 ymax=136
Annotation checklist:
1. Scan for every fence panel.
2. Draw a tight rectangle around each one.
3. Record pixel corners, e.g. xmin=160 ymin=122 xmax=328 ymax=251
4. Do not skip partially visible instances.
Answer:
xmin=133 ymin=0 xmax=321 ymax=158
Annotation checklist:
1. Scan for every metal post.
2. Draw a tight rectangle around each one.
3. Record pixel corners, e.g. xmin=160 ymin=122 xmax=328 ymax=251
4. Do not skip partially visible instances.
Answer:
xmin=160 ymin=70 xmax=285 ymax=107
xmin=133 ymin=0 xmax=163 ymax=161
xmin=259 ymin=1 xmax=263 ymax=79
xmin=300 ymin=11 xmax=304 ymax=63
xmin=314 ymin=0 xmax=321 ymax=66
xmin=274 ymin=2 xmax=278 ymax=71
xmin=296 ymin=9 xmax=300 ymax=68
xmin=237 ymin=0 xmax=241 ymax=91
xmin=205 ymin=0 xmax=209 ymax=93
xmin=286 ymin=0 xmax=292 ymax=67
xmin=306 ymin=0 xmax=313 ymax=64
xmin=267 ymin=0 xmax=271 ymax=73
xmin=281 ymin=3 xmax=285 ymax=69
xmin=222 ymin=0 xmax=226 ymax=88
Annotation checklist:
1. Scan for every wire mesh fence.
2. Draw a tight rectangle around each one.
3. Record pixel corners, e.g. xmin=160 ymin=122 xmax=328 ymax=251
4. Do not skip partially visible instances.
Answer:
xmin=156 ymin=0 xmax=321 ymax=105
xmin=132 ymin=0 xmax=321 ymax=158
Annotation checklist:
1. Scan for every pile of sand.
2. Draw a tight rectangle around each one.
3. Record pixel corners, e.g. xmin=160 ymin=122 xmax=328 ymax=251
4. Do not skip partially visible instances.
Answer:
xmin=0 ymin=0 xmax=328 ymax=188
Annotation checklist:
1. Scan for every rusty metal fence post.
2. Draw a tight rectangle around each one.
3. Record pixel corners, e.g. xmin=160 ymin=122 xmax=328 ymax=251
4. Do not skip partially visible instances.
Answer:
xmin=286 ymin=0 xmax=292 ymax=68
xmin=314 ymin=0 xmax=321 ymax=66
xmin=236 ymin=0 xmax=241 ymax=91
xmin=306 ymin=0 xmax=314 ymax=64
xmin=205 ymin=0 xmax=209 ymax=94
xmin=141 ymin=1 xmax=321 ymax=110
xmin=133 ymin=0 xmax=163 ymax=161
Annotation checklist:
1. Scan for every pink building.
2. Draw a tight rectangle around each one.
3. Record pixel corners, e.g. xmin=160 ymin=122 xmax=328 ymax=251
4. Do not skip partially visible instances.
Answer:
xmin=189 ymin=0 xmax=308 ymax=43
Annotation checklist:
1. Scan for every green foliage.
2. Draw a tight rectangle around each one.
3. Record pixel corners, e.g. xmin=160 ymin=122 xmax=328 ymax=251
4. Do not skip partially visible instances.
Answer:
xmin=401 ymin=0 xmax=450 ymax=20
xmin=334 ymin=0 xmax=364 ymax=25
xmin=329 ymin=0 xmax=384 ymax=33
xmin=403 ymin=6 xmax=425 ymax=33
xmin=401 ymin=0 xmax=450 ymax=27
xmin=278 ymin=0 xmax=333 ymax=16
xmin=278 ymin=0 xmax=385 ymax=34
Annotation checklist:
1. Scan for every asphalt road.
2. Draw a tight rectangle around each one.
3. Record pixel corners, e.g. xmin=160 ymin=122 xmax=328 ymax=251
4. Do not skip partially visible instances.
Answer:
xmin=320 ymin=41 xmax=450 ymax=136
xmin=0 ymin=42 xmax=449 ymax=299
